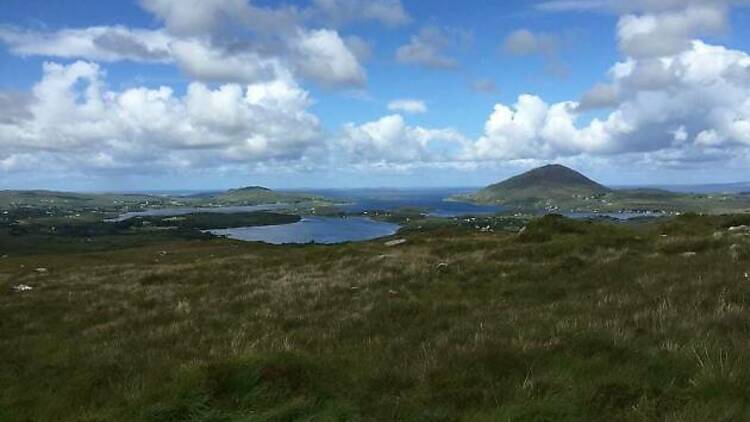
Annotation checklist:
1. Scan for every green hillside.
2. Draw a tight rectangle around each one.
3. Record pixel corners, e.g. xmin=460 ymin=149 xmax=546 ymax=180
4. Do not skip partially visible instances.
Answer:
xmin=463 ymin=164 xmax=611 ymax=208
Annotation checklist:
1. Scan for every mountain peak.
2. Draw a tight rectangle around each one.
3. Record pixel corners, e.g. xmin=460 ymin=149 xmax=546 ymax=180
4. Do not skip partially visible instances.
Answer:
xmin=471 ymin=164 xmax=611 ymax=206
xmin=232 ymin=186 xmax=272 ymax=192
xmin=488 ymin=164 xmax=608 ymax=191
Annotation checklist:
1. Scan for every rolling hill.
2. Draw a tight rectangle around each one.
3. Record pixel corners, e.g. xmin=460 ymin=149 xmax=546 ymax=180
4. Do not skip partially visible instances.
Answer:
xmin=193 ymin=186 xmax=329 ymax=206
xmin=0 ymin=186 xmax=334 ymax=212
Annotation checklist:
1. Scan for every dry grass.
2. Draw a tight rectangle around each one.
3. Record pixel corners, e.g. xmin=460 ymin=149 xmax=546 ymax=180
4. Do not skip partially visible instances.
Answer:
xmin=1 ymin=214 xmax=750 ymax=421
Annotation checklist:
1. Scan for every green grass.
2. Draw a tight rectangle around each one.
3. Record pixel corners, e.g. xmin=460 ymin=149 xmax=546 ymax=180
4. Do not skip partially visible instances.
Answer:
xmin=2 ymin=214 xmax=750 ymax=420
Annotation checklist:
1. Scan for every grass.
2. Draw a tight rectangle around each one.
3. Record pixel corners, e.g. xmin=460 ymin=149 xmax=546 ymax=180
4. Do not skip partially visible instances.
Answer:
xmin=0 ymin=211 xmax=300 ymax=257
xmin=1 ymin=214 xmax=750 ymax=420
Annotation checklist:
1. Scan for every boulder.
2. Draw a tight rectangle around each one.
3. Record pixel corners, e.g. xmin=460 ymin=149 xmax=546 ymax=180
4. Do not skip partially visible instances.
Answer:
xmin=385 ymin=239 xmax=407 ymax=247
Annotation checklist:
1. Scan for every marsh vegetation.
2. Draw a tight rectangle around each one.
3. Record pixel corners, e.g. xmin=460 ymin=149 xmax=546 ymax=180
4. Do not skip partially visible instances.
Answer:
xmin=2 ymin=213 xmax=750 ymax=420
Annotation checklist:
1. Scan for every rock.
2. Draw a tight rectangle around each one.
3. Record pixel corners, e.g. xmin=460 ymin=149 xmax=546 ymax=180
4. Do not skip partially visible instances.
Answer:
xmin=12 ymin=284 xmax=33 ymax=292
xmin=728 ymin=225 xmax=749 ymax=232
xmin=436 ymin=262 xmax=449 ymax=271
xmin=158 ymin=251 xmax=168 ymax=256
xmin=385 ymin=239 xmax=407 ymax=247
xmin=730 ymin=244 xmax=742 ymax=260
xmin=34 ymin=268 xmax=48 ymax=273
xmin=388 ymin=289 xmax=398 ymax=295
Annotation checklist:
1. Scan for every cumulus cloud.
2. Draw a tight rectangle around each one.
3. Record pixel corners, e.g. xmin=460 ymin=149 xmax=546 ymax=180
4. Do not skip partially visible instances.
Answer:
xmin=290 ymin=29 xmax=366 ymax=87
xmin=339 ymin=114 xmax=468 ymax=164
xmin=577 ymin=83 xmax=620 ymax=110
xmin=465 ymin=40 xmax=750 ymax=166
xmin=1 ymin=0 xmax=373 ymax=89
xmin=0 ymin=91 xmax=33 ymax=124
xmin=139 ymin=0 xmax=297 ymax=36
xmin=387 ymin=99 xmax=427 ymax=114
xmin=617 ymin=4 xmax=727 ymax=58
xmin=396 ymin=26 xmax=470 ymax=69
xmin=170 ymin=38 xmax=281 ymax=84
xmin=0 ymin=61 xmax=322 ymax=174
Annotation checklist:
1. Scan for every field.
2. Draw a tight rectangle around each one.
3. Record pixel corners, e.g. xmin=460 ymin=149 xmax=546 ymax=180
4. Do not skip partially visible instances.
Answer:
xmin=2 ymin=214 xmax=750 ymax=421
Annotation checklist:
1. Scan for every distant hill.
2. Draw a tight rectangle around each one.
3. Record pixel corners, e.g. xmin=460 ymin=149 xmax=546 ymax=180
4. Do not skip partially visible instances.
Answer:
xmin=204 ymin=187 xmax=325 ymax=206
xmin=0 ymin=186 xmax=334 ymax=211
xmin=467 ymin=164 xmax=611 ymax=206
xmin=0 ymin=190 xmax=169 ymax=210
xmin=230 ymin=186 xmax=272 ymax=192
xmin=457 ymin=164 xmax=750 ymax=213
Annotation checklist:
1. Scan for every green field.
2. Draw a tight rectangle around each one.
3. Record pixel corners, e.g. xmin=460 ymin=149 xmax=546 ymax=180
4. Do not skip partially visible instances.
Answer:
xmin=2 ymin=213 xmax=750 ymax=420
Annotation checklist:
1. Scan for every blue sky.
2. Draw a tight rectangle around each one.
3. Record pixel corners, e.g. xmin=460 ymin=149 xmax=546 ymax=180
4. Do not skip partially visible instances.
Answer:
xmin=1 ymin=0 xmax=750 ymax=190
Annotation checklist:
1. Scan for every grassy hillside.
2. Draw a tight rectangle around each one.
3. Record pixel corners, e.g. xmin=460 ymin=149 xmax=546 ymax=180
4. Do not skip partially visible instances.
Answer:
xmin=198 ymin=186 xmax=330 ymax=207
xmin=460 ymin=165 xmax=750 ymax=214
xmin=480 ymin=164 xmax=610 ymax=199
xmin=2 ymin=214 xmax=750 ymax=420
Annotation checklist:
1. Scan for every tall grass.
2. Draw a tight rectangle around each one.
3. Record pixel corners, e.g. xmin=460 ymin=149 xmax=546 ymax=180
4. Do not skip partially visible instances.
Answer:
xmin=1 ymin=214 xmax=750 ymax=420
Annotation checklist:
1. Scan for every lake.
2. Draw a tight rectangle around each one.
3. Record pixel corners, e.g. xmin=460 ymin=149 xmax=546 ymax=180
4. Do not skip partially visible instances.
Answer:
xmin=208 ymin=216 xmax=400 ymax=245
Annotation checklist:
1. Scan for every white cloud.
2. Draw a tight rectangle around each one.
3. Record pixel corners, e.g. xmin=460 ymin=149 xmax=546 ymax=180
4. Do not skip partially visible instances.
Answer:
xmin=0 ymin=61 xmax=323 ymax=174
xmin=170 ymin=38 xmax=281 ymax=84
xmin=138 ymin=0 xmax=287 ymax=36
xmin=387 ymin=99 xmax=427 ymax=114
xmin=578 ymin=83 xmax=620 ymax=110
xmin=0 ymin=25 xmax=172 ymax=62
xmin=291 ymin=29 xmax=366 ymax=88
xmin=465 ymin=40 xmax=750 ymax=166
xmin=1 ymin=0 xmax=371 ymax=89
xmin=396 ymin=26 xmax=470 ymax=69
xmin=617 ymin=4 xmax=727 ymax=58
xmin=339 ymin=114 xmax=468 ymax=164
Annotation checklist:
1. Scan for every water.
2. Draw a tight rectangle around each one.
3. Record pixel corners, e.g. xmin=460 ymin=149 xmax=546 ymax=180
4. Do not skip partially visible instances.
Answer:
xmin=208 ymin=216 xmax=400 ymax=244
xmin=107 ymin=204 xmax=290 ymax=222
xmin=107 ymin=188 xmax=664 ymax=245
xmin=303 ymin=188 xmax=502 ymax=217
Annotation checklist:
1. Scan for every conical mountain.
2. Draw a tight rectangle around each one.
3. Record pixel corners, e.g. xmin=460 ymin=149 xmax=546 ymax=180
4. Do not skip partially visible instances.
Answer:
xmin=471 ymin=164 xmax=611 ymax=205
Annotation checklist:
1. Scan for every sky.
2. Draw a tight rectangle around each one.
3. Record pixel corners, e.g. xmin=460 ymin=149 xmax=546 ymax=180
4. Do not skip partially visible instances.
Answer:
xmin=1 ymin=0 xmax=750 ymax=191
